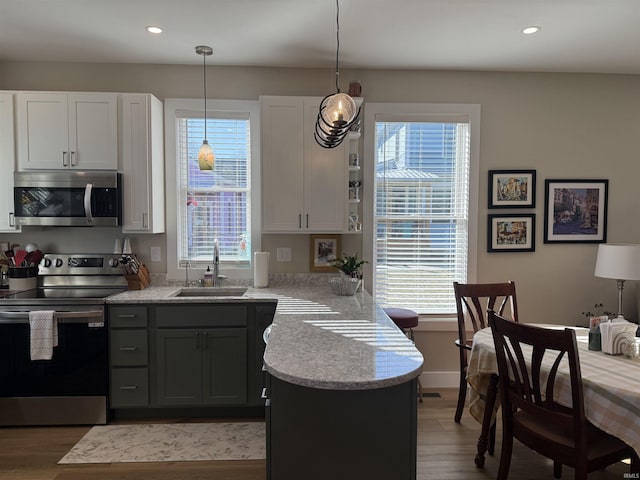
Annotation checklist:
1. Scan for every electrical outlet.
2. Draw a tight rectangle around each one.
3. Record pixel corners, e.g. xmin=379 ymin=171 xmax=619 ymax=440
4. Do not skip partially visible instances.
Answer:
xmin=150 ymin=246 xmax=162 ymax=262
xmin=277 ymin=247 xmax=292 ymax=262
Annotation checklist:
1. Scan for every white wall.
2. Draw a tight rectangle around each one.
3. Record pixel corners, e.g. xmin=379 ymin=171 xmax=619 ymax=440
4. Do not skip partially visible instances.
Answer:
xmin=3 ymin=61 xmax=640 ymax=380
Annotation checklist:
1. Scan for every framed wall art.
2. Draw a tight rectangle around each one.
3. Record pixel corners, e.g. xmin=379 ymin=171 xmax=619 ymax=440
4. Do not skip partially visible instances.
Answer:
xmin=309 ymin=235 xmax=341 ymax=272
xmin=488 ymin=169 xmax=536 ymax=209
xmin=488 ymin=214 xmax=536 ymax=252
xmin=543 ymin=179 xmax=608 ymax=244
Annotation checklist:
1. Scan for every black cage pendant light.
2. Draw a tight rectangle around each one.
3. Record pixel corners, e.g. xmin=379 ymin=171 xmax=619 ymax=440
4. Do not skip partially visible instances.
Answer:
xmin=196 ymin=45 xmax=215 ymax=170
xmin=314 ymin=0 xmax=360 ymax=149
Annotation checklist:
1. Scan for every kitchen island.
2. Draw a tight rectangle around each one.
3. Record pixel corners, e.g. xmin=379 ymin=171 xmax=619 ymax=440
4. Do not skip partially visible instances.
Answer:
xmin=107 ymin=282 xmax=423 ymax=480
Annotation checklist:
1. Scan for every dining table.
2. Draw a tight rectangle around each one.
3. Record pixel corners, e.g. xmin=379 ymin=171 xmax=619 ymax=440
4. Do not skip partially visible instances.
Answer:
xmin=467 ymin=323 xmax=640 ymax=468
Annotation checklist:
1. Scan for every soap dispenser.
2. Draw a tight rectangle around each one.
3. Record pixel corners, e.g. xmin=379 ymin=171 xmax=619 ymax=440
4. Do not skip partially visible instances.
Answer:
xmin=204 ymin=266 xmax=214 ymax=287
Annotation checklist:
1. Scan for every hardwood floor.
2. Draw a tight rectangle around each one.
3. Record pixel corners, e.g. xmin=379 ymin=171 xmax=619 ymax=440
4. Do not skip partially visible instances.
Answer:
xmin=0 ymin=389 xmax=632 ymax=479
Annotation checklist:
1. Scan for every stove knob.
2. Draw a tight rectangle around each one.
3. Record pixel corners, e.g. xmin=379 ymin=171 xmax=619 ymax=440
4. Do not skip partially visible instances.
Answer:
xmin=43 ymin=258 xmax=52 ymax=268
xmin=108 ymin=258 xmax=120 ymax=268
xmin=55 ymin=258 xmax=64 ymax=268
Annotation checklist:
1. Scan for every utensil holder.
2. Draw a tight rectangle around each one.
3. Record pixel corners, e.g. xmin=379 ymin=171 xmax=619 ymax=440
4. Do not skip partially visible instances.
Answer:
xmin=125 ymin=264 xmax=151 ymax=290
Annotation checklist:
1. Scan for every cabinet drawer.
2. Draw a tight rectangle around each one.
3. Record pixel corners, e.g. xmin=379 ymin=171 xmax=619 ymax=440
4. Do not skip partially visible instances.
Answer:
xmin=110 ymin=330 xmax=148 ymax=366
xmin=110 ymin=306 xmax=148 ymax=327
xmin=110 ymin=368 xmax=149 ymax=407
xmin=155 ymin=305 xmax=248 ymax=328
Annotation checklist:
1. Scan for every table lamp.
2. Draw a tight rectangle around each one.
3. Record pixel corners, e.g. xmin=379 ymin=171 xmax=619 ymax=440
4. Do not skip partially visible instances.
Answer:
xmin=594 ymin=243 xmax=640 ymax=320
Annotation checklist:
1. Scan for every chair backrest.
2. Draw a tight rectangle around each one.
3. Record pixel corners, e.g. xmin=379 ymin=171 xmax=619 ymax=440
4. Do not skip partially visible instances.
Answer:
xmin=453 ymin=281 xmax=518 ymax=347
xmin=488 ymin=311 xmax=587 ymax=453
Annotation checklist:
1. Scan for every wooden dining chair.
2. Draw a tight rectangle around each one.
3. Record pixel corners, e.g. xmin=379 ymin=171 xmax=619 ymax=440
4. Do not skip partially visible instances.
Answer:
xmin=488 ymin=311 xmax=639 ymax=480
xmin=453 ymin=281 xmax=518 ymax=423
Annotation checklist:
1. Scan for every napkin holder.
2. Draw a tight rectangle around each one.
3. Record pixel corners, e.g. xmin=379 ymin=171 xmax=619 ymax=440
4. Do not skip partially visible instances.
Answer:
xmin=599 ymin=319 xmax=637 ymax=355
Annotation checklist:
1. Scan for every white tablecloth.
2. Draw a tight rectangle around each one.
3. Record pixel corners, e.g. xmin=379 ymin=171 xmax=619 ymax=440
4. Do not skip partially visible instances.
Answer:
xmin=467 ymin=324 xmax=640 ymax=456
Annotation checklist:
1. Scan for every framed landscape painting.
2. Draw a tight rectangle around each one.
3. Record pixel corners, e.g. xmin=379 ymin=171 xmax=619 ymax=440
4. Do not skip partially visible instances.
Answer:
xmin=488 ymin=170 xmax=536 ymax=209
xmin=488 ymin=214 xmax=536 ymax=252
xmin=543 ymin=179 xmax=608 ymax=244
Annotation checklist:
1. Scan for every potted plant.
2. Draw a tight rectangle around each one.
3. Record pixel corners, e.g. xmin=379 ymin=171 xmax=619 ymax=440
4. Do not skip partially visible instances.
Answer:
xmin=332 ymin=253 xmax=368 ymax=278
xmin=330 ymin=253 xmax=368 ymax=295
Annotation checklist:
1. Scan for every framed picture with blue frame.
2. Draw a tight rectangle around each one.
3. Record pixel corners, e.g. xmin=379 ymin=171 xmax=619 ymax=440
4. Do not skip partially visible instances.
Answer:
xmin=488 ymin=169 xmax=536 ymax=209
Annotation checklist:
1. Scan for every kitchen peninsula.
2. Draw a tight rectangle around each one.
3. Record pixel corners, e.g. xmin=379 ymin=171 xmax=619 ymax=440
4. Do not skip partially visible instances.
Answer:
xmin=107 ymin=282 xmax=423 ymax=480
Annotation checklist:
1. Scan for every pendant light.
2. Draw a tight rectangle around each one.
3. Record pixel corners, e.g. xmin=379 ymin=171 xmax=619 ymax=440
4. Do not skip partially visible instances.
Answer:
xmin=196 ymin=45 xmax=215 ymax=170
xmin=314 ymin=0 xmax=360 ymax=149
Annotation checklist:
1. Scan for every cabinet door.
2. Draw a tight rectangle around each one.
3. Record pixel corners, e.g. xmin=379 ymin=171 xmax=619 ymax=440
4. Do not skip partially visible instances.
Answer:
xmin=68 ymin=94 xmax=118 ymax=170
xmin=261 ymin=97 xmax=305 ymax=232
xmin=303 ymin=99 xmax=347 ymax=232
xmin=156 ymin=329 xmax=202 ymax=405
xmin=121 ymin=94 xmax=165 ymax=233
xmin=0 ymin=93 xmax=20 ymax=232
xmin=17 ymin=93 xmax=69 ymax=169
xmin=202 ymin=328 xmax=247 ymax=405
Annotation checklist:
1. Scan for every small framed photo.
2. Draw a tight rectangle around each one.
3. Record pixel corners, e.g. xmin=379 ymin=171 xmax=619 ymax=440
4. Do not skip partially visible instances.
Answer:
xmin=488 ymin=214 xmax=536 ymax=252
xmin=488 ymin=170 xmax=536 ymax=209
xmin=309 ymin=235 xmax=341 ymax=272
xmin=543 ymin=179 xmax=608 ymax=244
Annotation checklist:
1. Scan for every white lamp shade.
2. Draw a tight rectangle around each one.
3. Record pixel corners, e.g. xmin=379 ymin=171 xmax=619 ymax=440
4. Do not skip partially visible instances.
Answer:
xmin=594 ymin=243 xmax=640 ymax=280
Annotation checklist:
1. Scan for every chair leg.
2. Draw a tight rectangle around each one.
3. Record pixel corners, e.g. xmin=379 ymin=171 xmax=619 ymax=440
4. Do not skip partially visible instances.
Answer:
xmin=454 ymin=368 xmax=467 ymax=422
xmin=496 ymin=428 xmax=513 ymax=480
xmin=553 ymin=461 xmax=562 ymax=479
xmin=488 ymin=422 xmax=496 ymax=456
xmin=417 ymin=377 xmax=423 ymax=403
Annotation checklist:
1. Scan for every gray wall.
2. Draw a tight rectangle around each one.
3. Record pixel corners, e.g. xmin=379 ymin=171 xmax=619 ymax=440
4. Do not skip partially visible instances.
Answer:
xmin=3 ymin=61 xmax=640 ymax=383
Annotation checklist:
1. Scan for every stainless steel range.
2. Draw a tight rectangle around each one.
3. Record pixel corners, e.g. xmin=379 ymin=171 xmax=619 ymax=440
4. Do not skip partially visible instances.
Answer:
xmin=0 ymin=253 xmax=127 ymax=426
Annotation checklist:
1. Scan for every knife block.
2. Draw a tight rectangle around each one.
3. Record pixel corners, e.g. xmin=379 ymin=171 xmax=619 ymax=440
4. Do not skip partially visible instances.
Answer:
xmin=125 ymin=264 xmax=151 ymax=290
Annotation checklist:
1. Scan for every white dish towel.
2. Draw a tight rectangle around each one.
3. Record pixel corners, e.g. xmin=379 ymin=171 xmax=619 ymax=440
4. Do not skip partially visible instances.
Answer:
xmin=29 ymin=310 xmax=58 ymax=360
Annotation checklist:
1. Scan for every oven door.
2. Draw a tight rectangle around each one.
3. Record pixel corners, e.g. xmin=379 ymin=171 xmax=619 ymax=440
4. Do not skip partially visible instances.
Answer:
xmin=0 ymin=307 xmax=108 ymax=425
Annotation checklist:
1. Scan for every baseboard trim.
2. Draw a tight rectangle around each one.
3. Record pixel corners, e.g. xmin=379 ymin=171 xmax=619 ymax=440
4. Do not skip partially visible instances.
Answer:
xmin=419 ymin=371 xmax=459 ymax=389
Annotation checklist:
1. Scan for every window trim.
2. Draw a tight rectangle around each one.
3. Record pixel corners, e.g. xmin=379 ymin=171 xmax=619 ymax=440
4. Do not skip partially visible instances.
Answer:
xmin=362 ymin=103 xmax=480 ymax=312
xmin=164 ymin=98 xmax=261 ymax=282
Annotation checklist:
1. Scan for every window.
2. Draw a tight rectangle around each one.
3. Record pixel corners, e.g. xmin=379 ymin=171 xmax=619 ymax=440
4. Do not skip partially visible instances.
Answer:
xmin=364 ymin=104 xmax=480 ymax=314
xmin=164 ymin=99 xmax=260 ymax=281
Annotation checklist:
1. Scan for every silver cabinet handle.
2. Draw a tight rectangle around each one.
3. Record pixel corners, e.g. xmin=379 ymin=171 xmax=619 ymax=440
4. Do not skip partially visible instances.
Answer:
xmin=62 ymin=151 xmax=69 ymax=166
xmin=298 ymin=214 xmax=302 ymax=228
xmin=261 ymin=387 xmax=268 ymax=399
xmin=119 ymin=386 xmax=138 ymax=390
xmin=119 ymin=346 xmax=138 ymax=351
xmin=70 ymin=151 xmax=77 ymax=166
xmin=142 ymin=212 xmax=148 ymax=229
xmin=118 ymin=314 xmax=137 ymax=318
xmin=8 ymin=212 xmax=15 ymax=227
xmin=306 ymin=214 xmax=309 ymax=228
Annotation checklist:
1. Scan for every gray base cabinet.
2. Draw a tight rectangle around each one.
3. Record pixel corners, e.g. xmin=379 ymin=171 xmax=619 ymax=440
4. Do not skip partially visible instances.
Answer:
xmin=267 ymin=375 xmax=418 ymax=480
xmin=108 ymin=303 xmax=274 ymax=413
xmin=156 ymin=328 xmax=247 ymax=406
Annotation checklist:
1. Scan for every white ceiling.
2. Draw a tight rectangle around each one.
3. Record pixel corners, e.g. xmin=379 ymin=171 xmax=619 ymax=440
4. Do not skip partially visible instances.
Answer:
xmin=2 ymin=0 xmax=640 ymax=74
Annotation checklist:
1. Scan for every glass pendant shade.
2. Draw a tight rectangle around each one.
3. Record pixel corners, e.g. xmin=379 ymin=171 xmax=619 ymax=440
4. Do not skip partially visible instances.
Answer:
xmin=198 ymin=140 xmax=215 ymax=170
xmin=321 ymin=92 xmax=357 ymax=126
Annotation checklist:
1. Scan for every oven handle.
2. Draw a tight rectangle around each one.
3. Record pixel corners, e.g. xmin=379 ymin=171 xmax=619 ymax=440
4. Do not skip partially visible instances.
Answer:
xmin=0 ymin=310 xmax=104 ymax=324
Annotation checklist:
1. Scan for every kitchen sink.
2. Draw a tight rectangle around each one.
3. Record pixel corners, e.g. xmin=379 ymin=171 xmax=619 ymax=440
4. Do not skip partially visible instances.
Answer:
xmin=171 ymin=287 xmax=248 ymax=297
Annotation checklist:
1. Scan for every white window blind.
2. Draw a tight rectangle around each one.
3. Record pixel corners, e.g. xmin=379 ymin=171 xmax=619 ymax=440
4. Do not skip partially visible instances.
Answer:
xmin=374 ymin=119 xmax=471 ymax=314
xmin=175 ymin=111 xmax=251 ymax=267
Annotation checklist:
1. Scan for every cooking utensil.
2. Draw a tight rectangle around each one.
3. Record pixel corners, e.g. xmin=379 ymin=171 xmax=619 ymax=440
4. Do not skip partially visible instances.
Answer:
xmin=14 ymin=250 xmax=28 ymax=267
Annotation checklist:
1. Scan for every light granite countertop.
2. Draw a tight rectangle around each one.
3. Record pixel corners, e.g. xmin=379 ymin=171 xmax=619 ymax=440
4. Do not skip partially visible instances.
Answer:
xmin=106 ymin=282 xmax=424 ymax=391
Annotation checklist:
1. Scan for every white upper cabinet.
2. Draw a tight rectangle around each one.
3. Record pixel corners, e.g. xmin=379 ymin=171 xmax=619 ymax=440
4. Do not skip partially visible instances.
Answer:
xmin=16 ymin=92 xmax=118 ymax=170
xmin=120 ymin=93 xmax=165 ymax=233
xmin=0 ymin=93 xmax=20 ymax=232
xmin=261 ymin=96 xmax=347 ymax=233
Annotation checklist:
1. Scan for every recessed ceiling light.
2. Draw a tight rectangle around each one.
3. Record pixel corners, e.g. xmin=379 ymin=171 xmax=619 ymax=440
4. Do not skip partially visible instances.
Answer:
xmin=146 ymin=26 xmax=163 ymax=34
xmin=521 ymin=25 xmax=541 ymax=35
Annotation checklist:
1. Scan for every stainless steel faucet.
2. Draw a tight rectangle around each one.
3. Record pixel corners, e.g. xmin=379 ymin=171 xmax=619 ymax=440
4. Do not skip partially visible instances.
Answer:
xmin=212 ymin=239 xmax=220 ymax=287
xmin=184 ymin=260 xmax=191 ymax=287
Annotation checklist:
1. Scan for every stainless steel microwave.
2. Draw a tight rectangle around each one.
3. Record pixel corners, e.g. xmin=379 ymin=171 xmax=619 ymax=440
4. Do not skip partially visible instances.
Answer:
xmin=13 ymin=171 xmax=122 ymax=227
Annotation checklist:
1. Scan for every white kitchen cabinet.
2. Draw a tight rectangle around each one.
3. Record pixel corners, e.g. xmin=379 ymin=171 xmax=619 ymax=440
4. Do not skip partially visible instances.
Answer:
xmin=16 ymin=92 xmax=118 ymax=170
xmin=120 ymin=94 xmax=165 ymax=233
xmin=261 ymin=96 xmax=347 ymax=233
xmin=0 ymin=93 xmax=20 ymax=232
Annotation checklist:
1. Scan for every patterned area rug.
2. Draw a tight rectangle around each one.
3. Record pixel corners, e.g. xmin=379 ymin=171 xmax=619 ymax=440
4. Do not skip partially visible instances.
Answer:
xmin=58 ymin=422 xmax=265 ymax=464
